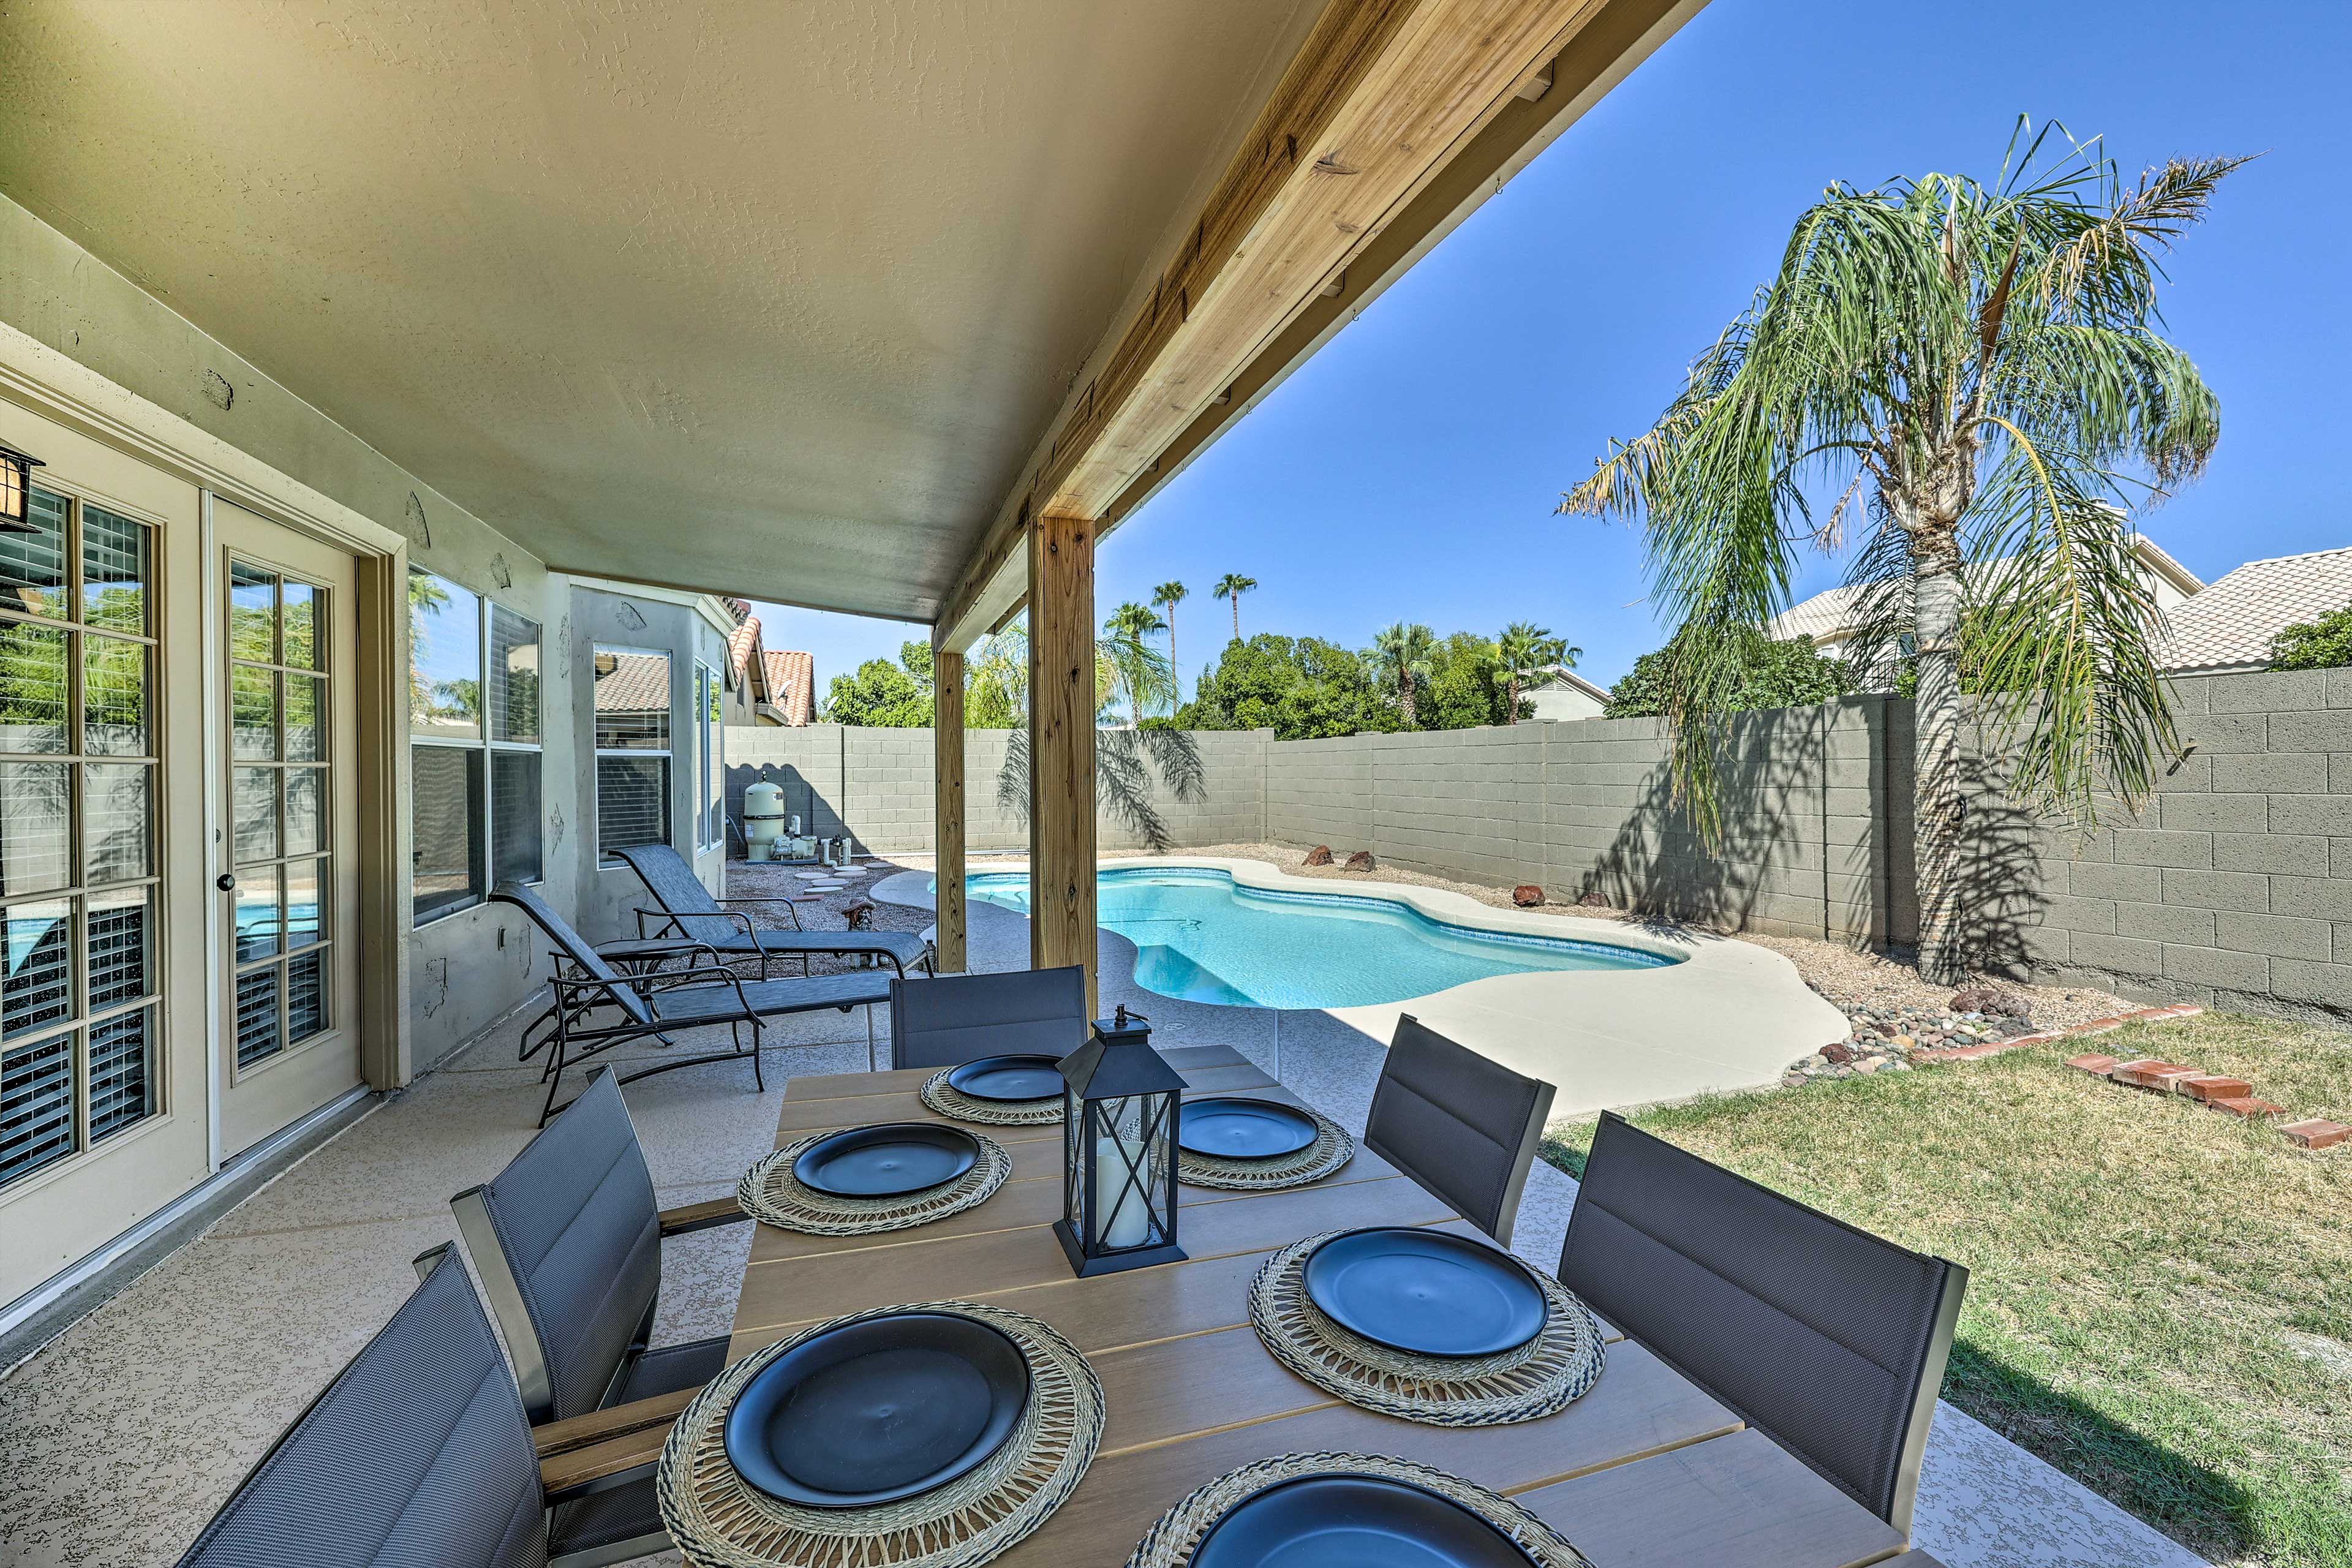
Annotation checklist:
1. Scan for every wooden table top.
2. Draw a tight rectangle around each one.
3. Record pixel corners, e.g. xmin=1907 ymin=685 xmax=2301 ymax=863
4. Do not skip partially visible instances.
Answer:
xmin=705 ymin=1047 xmax=1911 ymax=1568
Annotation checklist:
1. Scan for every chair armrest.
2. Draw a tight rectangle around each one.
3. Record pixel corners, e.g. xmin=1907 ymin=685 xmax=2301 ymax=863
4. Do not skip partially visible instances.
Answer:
xmin=721 ymin=895 xmax=805 ymax=930
xmin=659 ymin=1195 xmax=750 ymax=1235
xmin=535 ymin=1387 xmax=699 ymax=1498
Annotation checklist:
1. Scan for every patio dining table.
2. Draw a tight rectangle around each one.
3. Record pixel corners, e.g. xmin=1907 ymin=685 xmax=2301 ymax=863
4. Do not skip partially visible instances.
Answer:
xmin=556 ymin=1045 xmax=1938 ymax=1568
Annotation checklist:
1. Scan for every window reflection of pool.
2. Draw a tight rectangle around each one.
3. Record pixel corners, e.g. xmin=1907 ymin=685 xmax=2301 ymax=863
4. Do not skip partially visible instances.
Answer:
xmin=949 ymin=867 xmax=1679 ymax=1009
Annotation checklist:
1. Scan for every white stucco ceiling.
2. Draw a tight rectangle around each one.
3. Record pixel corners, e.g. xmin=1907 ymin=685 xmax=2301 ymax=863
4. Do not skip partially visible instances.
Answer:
xmin=0 ymin=1 xmax=1322 ymax=619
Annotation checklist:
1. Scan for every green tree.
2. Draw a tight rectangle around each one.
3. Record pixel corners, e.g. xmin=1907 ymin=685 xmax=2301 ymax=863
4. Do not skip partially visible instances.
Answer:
xmin=1604 ymin=627 xmax=1852 ymax=718
xmin=1559 ymin=123 xmax=2241 ymax=980
xmin=1371 ymin=621 xmax=1435 ymax=727
xmin=2268 ymin=603 xmax=2352 ymax=671
xmin=1180 ymin=633 xmax=1388 ymax=740
xmin=1152 ymin=581 xmax=1188 ymax=698
xmin=1212 ymin=573 xmax=1257 ymax=642
xmin=824 ymin=639 xmax=935 ymax=726
xmin=1101 ymin=601 xmax=1174 ymax=725
xmin=1497 ymin=620 xmax=1575 ymax=720
xmin=1420 ymin=632 xmax=1512 ymax=729
xmin=965 ymin=624 xmax=1027 ymax=728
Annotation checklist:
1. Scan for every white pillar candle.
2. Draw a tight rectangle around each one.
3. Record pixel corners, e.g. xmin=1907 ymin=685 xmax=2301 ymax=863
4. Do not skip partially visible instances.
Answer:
xmin=1093 ymin=1134 xmax=1153 ymax=1248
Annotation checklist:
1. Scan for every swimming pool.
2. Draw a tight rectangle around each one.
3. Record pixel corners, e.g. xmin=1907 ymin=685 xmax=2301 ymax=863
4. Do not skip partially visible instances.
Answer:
xmin=956 ymin=867 xmax=1679 ymax=1009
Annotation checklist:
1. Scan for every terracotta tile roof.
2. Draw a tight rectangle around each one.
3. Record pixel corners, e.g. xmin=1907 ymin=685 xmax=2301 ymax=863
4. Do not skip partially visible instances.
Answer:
xmin=2154 ymin=545 xmax=2352 ymax=673
xmin=763 ymin=649 xmax=815 ymax=725
xmin=725 ymin=614 xmax=763 ymax=682
xmin=592 ymin=651 xmax=670 ymax=712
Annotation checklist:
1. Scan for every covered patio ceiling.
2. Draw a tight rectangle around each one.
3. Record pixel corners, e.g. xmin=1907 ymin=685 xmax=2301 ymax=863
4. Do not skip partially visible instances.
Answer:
xmin=0 ymin=0 xmax=1698 ymax=627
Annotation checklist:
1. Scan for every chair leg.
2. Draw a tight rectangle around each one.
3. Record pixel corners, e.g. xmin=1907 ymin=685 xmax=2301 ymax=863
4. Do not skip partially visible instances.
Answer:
xmin=750 ymin=1020 xmax=766 ymax=1093
xmin=539 ymin=1033 xmax=570 ymax=1127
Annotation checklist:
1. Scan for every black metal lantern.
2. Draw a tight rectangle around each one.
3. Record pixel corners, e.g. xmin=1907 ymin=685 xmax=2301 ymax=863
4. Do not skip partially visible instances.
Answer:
xmin=0 ymin=440 xmax=45 ymax=532
xmin=1054 ymin=1005 xmax=1187 ymax=1277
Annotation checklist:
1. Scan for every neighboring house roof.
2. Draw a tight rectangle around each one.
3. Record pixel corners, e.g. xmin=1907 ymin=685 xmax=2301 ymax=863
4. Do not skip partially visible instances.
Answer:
xmin=2154 ymin=545 xmax=2352 ymax=673
xmin=592 ymin=651 xmax=669 ymax=713
xmin=1526 ymin=665 xmax=1609 ymax=703
xmin=763 ymin=649 xmax=815 ymax=725
xmin=1767 ymin=537 xmax=2203 ymax=648
xmin=725 ymin=614 xmax=763 ymax=684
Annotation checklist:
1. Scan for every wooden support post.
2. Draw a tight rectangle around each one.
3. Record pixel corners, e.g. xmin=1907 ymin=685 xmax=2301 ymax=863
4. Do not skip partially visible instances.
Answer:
xmin=1027 ymin=513 xmax=1098 ymax=1014
xmin=932 ymin=638 xmax=967 ymax=974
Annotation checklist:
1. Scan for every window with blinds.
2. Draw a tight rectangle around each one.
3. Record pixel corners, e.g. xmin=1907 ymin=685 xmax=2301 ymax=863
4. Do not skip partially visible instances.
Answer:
xmin=409 ymin=573 xmax=540 ymax=922
xmin=594 ymin=647 xmax=671 ymax=859
xmin=1 ymin=487 xmax=160 ymax=1193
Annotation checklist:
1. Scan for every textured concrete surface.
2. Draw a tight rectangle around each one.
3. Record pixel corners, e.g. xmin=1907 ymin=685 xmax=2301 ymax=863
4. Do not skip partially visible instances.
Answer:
xmin=876 ymin=858 xmax=1852 ymax=1116
xmin=0 ymin=869 xmax=2205 ymax=1568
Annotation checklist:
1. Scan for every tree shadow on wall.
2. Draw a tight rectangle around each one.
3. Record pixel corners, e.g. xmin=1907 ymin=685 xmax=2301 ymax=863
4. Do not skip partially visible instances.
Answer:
xmin=1577 ymin=715 xmax=1805 ymax=945
xmin=1953 ymin=745 xmax=2054 ymax=982
xmin=996 ymin=727 xmax=1207 ymax=854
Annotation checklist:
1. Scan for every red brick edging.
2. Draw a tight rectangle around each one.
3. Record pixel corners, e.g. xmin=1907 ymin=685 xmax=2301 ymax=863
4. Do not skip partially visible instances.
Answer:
xmin=1909 ymin=1003 xmax=2207 ymax=1063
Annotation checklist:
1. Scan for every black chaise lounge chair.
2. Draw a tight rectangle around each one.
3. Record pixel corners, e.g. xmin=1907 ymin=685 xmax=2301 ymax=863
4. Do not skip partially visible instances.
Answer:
xmin=1558 ymin=1111 xmax=1967 ymax=1538
xmin=492 ymin=881 xmax=890 ymax=1123
xmin=611 ymin=842 xmax=933 ymax=978
xmin=887 ymin=963 xmax=1088 ymax=1070
xmin=1361 ymin=1013 xmax=1556 ymax=1247
xmin=175 ymin=1243 xmax=669 ymax=1568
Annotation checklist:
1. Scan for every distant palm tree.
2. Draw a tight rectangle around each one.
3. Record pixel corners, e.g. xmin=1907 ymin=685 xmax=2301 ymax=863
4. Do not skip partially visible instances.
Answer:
xmin=1373 ymin=621 xmax=1436 ymax=727
xmin=1102 ymin=601 xmax=1174 ymax=726
xmin=1497 ymin=621 xmax=1575 ymax=720
xmin=1152 ymin=580 xmax=1188 ymax=697
xmin=1558 ymin=122 xmax=2241 ymax=981
xmin=1212 ymin=573 xmax=1257 ymax=641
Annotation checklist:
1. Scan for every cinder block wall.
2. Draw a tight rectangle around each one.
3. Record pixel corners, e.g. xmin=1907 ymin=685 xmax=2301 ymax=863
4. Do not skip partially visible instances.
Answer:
xmin=725 ymin=726 xmax=1268 ymax=856
xmin=721 ymin=665 xmax=2352 ymax=1025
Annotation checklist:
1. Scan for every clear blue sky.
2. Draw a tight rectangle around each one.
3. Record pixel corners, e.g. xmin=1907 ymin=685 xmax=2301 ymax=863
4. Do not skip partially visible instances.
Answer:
xmin=758 ymin=0 xmax=2349 ymax=699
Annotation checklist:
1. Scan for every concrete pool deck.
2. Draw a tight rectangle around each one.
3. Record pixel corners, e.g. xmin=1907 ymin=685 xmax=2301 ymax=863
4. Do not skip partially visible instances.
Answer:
xmin=877 ymin=856 xmax=1853 ymax=1118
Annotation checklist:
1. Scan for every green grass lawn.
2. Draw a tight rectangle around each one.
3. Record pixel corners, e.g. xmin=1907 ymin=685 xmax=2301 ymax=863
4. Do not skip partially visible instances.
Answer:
xmin=1540 ymin=1011 xmax=2352 ymax=1568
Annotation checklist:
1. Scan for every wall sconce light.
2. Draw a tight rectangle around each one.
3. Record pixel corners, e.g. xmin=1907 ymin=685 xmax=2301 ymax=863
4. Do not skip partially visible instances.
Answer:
xmin=0 ymin=440 xmax=46 ymax=531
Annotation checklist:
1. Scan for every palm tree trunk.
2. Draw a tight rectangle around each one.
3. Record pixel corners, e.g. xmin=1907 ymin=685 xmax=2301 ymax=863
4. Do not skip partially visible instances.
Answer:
xmin=1912 ymin=533 xmax=1968 ymax=984
xmin=1506 ymin=674 xmax=1520 ymax=722
xmin=1229 ymin=594 xmax=1240 ymax=640
xmin=1400 ymin=674 xmax=1417 ymax=728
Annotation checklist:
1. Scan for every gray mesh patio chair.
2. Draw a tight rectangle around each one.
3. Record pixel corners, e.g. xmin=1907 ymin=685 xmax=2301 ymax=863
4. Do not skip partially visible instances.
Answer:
xmin=888 ymin=964 xmax=1088 ymax=1071
xmin=449 ymin=1069 xmax=747 ymax=1434
xmin=493 ymin=881 xmax=889 ymax=1123
xmin=611 ymin=842 xmax=934 ymax=979
xmin=1557 ymin=1111 xmax=1967 ymax=1537
xmin=1361 ymin=1013 xmax=1555 ymax=1247
xmin=175 ymin=1243 xmax=672 ymax=1568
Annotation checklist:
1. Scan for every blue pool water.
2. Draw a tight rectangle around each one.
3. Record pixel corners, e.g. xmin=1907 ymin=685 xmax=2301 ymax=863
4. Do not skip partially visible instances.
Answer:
xmin=955 ymin=867 xmax=1679 ymax=1009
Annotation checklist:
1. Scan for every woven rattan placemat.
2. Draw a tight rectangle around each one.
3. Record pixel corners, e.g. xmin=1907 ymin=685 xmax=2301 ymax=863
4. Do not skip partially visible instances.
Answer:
xmin=660 ymin=1301 xmax=1104 ymax=1568
xmin=1124 ymin=1450 xmax=1596 ymax=1568
xmin=737 ymin=1129 xmax=1011 ymax=1235
xmin=1177 ymin=1106 xmax=1354 ymax=1191
xmin=1248 ymin=1231 xmax=1605 ymax=1425
xmin=920 ymin=1069 xmax=1063 ymax=1127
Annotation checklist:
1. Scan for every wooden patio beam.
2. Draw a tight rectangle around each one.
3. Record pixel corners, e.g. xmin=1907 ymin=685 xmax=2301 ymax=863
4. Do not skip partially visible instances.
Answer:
xmin=933 ymin=0 xmax=1701 ymax=652
xmin=932 ymin=638 xmax=968 ymax=974
xmin=1025 ymin=511 xmax=1098 ymax=1013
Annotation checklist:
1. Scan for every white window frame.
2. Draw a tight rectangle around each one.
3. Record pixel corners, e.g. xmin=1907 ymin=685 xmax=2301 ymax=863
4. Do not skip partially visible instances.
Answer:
xmin=592 ymin=644 xmax=674 ymax=865
xmin=409 ymin=570 xmax=542 ymax=927
xmin=695 ymin=660 xmax=721 ymax=853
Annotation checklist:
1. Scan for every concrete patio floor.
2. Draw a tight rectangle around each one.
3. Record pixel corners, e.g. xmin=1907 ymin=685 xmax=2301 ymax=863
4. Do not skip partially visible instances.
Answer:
xmin=0 ymin=860 xmax=2206 ymax=1568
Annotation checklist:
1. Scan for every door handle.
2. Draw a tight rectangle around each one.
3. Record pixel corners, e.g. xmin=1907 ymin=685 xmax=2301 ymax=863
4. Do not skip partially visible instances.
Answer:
xmin=216 ymin=873 xmax=236 ymax=892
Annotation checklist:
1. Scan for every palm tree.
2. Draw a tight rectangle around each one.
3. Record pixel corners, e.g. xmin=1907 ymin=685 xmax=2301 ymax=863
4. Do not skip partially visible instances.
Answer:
xmin=1212 ymin=573 xmax=1257 ymax=641
xmin=1152 ymin=580 xmax=1188 ymax=693
xmin=1372 ymin=621 xmax=1436 ymax=728
xmin=1559 ymin=123 xmax=2242 ymax=981
xmin=1496 ymin=621 xmax=1576 ymax=720
xmin=1101 ymin=600 xmax=1174 ymax=726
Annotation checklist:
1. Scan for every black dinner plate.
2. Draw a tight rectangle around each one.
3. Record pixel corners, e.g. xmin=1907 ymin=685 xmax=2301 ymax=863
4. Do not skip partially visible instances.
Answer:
xmin=1302 ymin=1227 xmax=1548 ymax=1360
xmin=944 ymin=1054 xmax=1066 ymax=1103
xmin=1177 ymin=1098 xmax=1319 ymax=1161
xmin=723 ymin=1312 xmax=1032 ymax=1509
xmin=1189 ymin=1474 xmax=1540 ymax=1568
xmin=791 ymin=1122 xmax=981 ymax=1198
